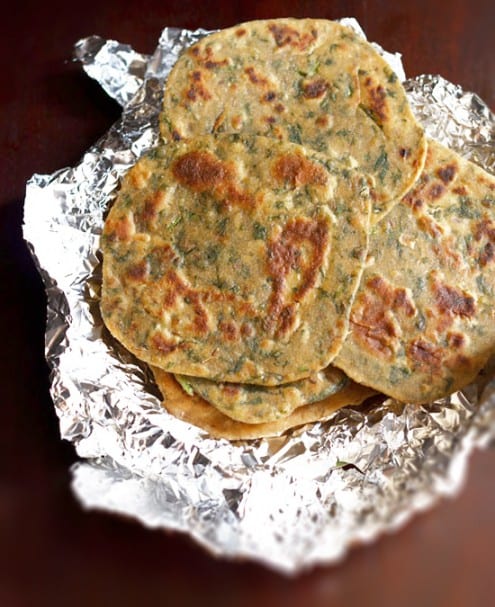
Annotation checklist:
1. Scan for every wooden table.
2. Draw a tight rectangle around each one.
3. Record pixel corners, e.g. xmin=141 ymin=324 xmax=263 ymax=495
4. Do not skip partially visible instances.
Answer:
xmin=2 ymin=1 xmax=494 ymax=605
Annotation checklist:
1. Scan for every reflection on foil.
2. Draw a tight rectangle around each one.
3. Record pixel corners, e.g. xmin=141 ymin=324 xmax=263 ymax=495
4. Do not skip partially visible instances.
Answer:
xmin=23 ymin=19 xmax=495 ymax=573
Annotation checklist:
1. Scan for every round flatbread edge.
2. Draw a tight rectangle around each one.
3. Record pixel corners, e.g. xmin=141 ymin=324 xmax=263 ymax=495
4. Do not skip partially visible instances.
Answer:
xmin=152 ymin=366 xmax=377 ymax=440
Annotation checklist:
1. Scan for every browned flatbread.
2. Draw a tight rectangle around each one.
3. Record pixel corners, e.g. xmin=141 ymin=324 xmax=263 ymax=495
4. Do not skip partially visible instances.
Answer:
xmin=100 ymin=135 xmax=370 ymax=385
xmin=152 ymin=367 xmax=377 ymax=440
xmin=334 ymin=139 xmax=495 ymax=402
xmin=174 ymin=365 xmax=348 ymax=424
xmin=160 ymin=18 xmax=427 ymax=220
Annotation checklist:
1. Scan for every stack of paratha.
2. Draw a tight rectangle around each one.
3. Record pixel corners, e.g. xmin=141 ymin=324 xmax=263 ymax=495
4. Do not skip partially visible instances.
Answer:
xmin=100 ymin=19 xmax=495 ymax=439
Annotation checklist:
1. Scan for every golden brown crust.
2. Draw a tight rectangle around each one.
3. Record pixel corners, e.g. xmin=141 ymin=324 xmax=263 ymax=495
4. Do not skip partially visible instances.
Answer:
xmin=335 ymin=139 xmax=495 ymax=403
xmin=101 ymin=135 xmax=371 ymax=385
xmin=160 ymin=18 xmax=426 ymax=218
xmin=272 ymin=152 xmax=328 ymax=187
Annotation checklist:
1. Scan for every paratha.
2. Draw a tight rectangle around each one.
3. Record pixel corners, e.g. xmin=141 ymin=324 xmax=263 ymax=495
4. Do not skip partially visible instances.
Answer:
xmin=153 ymin=367 xmax=376 ymax=440
xmin=101 ymin=134 xmax=371 ymax=385
xmin=160 ymin=18 xmax=426 ymax=220
xmin=175 ymin=365 xmax=348 ymax=424
xmin=334 ymin=139 xmax=495 ymax=403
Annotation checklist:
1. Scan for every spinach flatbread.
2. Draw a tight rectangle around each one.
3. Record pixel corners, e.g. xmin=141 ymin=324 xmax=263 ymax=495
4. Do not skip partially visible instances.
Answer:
xmin=160 ymin=18 xmax=426 ymax=220
xmin=175 ymin=365 xmax=348 ymax=423
xmin=334 ymin=139 xmax=495 ymax=402
xmin=153 ymin=367 xmax=376 ymax=439
xmin=101 ymin=134 xmax=370 ymax=385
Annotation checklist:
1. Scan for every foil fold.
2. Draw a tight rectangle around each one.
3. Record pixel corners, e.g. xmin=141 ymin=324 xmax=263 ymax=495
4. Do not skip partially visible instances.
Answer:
xmin=23 ymin=20 xmax=495 ymax=574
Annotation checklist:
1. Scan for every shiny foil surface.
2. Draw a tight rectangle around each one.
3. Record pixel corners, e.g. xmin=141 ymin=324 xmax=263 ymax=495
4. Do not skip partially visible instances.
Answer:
xmin=23 ymin=19 xmax=495 ymax=573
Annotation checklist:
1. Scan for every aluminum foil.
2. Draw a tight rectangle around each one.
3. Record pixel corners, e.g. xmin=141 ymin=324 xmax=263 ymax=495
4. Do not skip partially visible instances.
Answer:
xmin=23 ymin=19 xmax=495 ymax=574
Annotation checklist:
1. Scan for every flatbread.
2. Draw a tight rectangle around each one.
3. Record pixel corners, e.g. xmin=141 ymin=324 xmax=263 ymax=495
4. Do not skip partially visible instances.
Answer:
xmin=334 ymin=139 xmax=495 ymax=403
xmin=160 ymin=18 xmax=426 ymax=220
xmin=153 ymin=367 xmax=376 ymax=440
xmin=101 ymin=134 xmax=370 ymax=385
xmin=174 ymin=365 xmax=348 ymax=424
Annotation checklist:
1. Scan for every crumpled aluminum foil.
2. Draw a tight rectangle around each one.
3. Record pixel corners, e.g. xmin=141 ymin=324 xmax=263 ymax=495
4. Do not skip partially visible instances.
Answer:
xmin=23 ymin=19 xmax=495 ymax=574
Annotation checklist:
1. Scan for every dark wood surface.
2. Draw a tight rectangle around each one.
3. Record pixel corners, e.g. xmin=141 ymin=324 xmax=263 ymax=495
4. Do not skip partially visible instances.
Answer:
xmin=2 ymin=1 xmax=495 ymax=606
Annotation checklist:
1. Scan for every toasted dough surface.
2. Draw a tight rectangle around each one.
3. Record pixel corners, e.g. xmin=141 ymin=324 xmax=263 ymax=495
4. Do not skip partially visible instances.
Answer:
xmin=175 ymin=365 xmax=348 ymax=423
xmin=153 ymin=367 xmax=376 ymax=439
xmin=101 ymin=135 xmax=370 ymax=385
xmin=334 ymin=139 xmax=495 ymax=402
xmin=160 ymin=18 xmax=426 ymax=220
